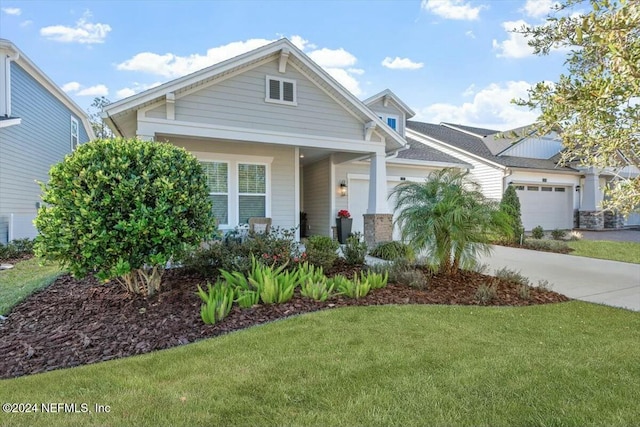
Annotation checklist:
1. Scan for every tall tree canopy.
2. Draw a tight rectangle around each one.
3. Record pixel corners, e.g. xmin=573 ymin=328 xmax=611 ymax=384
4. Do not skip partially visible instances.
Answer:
xmin=516 ymin=0 xmax=639 ymax=214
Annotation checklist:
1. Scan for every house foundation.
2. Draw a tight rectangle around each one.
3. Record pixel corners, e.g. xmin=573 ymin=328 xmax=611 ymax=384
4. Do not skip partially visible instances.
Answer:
xmin=363 ymin=214 xmax=393 ymax=248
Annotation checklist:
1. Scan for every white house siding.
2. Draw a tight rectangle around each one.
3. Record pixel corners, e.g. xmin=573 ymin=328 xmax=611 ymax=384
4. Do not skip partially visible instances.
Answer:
xmin=155 ymin=60 xmax=365 ymax=141
xmin=167 ymin=137 xmax=296 ymax=231
xmin=501 ymin=136 xmax=563 ymax=159
xmin=366 ymin=98 xmax=405 ymax=137
xmin=510 ymin=170 xmax=579 ymax=230
xmin=0 ymin=62 xmax=90 ymax=244
xmin=406 ymin=129 xmax=505 ymax=200
xmin=302 ymin=157 xmax=331 ymax=237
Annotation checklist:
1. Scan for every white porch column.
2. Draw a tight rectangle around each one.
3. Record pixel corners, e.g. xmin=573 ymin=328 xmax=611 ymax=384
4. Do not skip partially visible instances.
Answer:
xmin=367 ymin=150 xmax=389 ymax=214
xmin=581 ymin=167 xmax=600 ymax=211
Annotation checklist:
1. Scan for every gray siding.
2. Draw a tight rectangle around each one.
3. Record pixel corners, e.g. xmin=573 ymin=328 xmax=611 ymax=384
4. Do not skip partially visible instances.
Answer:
xmin=168 ymin=137 xmax=296 ymax=230
xmin=171 ymin=60 xmax=364 ymax=141
xmin=367 ymin=98 xmax=405 ymax=137
xmin=302 ymin=157 xmax=331 ymax=236
xmin=0 ymin=62 xmax=90 ymax=244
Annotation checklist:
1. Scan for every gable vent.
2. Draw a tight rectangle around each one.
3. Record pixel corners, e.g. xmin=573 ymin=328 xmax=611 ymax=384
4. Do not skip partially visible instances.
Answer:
xmin=265 ymin=75 xmax=297 ymax=106
xmin=283 ymin=81 xmax=294 ymax=102
xmin=269 ymin=79 xmax=280 ymax=100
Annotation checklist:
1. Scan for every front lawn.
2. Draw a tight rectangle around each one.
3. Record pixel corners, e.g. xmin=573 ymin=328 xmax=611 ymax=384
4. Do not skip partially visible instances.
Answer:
xmin=0 ymin=258 xmax=61 ymax=315
xmin=1 ymin=302 xmax=638 ymax=427
xmin=568 ymin=240 xmax=640 ymax=264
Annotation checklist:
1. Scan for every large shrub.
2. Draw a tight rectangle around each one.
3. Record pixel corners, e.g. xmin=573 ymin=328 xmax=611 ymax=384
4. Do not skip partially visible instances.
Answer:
xmin=500 ymin=185 xmax=524 ymax=243
xmin=305 ymin=235 xmax=339 ymax=270
xmin=35 ymin=138 xmax=214 ymax=296
xmin=391 ymin=168 xmax=512 ymax=275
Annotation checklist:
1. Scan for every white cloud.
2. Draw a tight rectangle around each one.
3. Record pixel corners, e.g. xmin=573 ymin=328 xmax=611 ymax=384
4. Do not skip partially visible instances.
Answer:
xmin=381 ymin=56 xmax=424 ymax=70
xmin=522 ymin=0 xmax=559 ymax=18
xmin=20 ymin=20 xmax=32 ymax=27
xmin=492 ymin=20 xmax=534 ymax=58
xmin=116 ymin=37 xmax=366 ymax=96
xmin=465 ymin=30 xmax=476 ymax=39
xmin=462 ymin=83 xmax=476 ymax=97
xmin=40 ymin=11 xmax=111 ymax=44
xmin=63 ymin=81 xmax=109 ymax=96
xmin=115 ymin=82 xmax=162 ymax=100
xmin=62 ymin=81 xmax=81 ymax=93
xmin=77 ymin=84 xmax=109 ymax=96
xmin=413 ymin=81 xmax=539 ymax=130
xmin=421 ymin=0 xmax=486 ymax=21
xmin=2 ymin=7 xmax=21 ymax=15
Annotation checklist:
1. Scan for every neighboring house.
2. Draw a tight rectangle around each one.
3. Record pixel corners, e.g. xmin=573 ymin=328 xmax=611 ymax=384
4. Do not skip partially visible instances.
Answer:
xmin=0 ymin=39 xmax=94 ymax=244
xmin=406 ymin=122 xmax=640 ymax=230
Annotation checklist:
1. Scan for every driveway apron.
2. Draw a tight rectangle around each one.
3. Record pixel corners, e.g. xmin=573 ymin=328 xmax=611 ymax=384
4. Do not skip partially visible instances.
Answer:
xmin=479 ymin=245 xmax=640 ymax=311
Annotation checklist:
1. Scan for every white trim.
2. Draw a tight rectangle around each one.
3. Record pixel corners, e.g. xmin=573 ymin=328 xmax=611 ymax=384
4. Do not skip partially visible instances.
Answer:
xmin=0 ymin=118 xmax=21 ymax=128
xmin=330 ymin=154 xmax=336 ymax=231
xmin=265 ymin=75 xmax=297 ymax=106
xmin=348 ymin=173 xmax=424 ymax=182
xmin=294 ymin=147 xmax=300 ymax=240
xmin=140 ymin=117 xmax=386 ymax=153
xmin=237 ymin=162 xmax=270 ymax=223
xmin=70 ymin=116 xmax=79 ymax=150
xmin=386 ymin=157 xmax=472 ymax=169
xmin=509 ymin=180 xmax=574 ymax=187
xmin=278 ymin=48 xmax=290 ymax=73
xmin=201 ymin=160 xmax=230 ymax=226
xmin=363 ymin=89 xmax=415 ymax=117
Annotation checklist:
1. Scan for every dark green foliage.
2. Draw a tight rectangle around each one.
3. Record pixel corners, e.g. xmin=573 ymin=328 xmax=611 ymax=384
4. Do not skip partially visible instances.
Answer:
xmin=370 ymin=241 xmax=414 ymax=262
xmin=500 ymin=185 xmax=524 ymax=243
xmin=523 ymin=238 xmax=571 ymax=253
xmin=551 ymin=228 xmax=567 ymax=240
xmin=0 ymin=238 xmax=34 ymax=260
xmin=305 ymin=235 xmax=339 ymax=270
xmin=531 ymin=226 xmax=545 ymax=239
xmin=342 ymin=232 xmax=367 ymax=265
xmin=34 ymin=138 xmax=214 ymax=295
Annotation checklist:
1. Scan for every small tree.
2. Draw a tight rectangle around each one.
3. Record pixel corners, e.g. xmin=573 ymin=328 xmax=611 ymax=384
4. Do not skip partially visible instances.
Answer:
xmin=391 ymin=169 xmax=512 ymax=275
xmin=500 ymin=185 xmax=524 ymax=243
xmin=88 ymin=96 xmax=114 ymax=140
xmin=35 ymin=138 xmax=214 ymax=296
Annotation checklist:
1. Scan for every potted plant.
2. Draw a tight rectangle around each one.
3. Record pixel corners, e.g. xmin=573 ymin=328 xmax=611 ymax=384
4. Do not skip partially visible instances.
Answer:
xmin=336 ymin=209 xmax=352 ymax=244
xmin=300 ymin=211 xmax=308 ymax=238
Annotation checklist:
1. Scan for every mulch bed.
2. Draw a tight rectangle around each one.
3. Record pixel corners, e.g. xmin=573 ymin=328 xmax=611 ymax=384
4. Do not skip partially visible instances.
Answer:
xmin=0 ymin=261 xmax=570 ymax=379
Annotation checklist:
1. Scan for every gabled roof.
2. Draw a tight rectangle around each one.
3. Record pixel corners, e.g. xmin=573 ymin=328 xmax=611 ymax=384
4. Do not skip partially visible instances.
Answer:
xmin=104 ymin=38 xmax=406 ymax=151
xmin=441 ymin=122 xmax=499 ymax=137
xmin=396 ymin=137 xmax=472 ymax=168
xmin=407 ymin=120 xmax=577 ymax=173
xmin=0 ymin=39 xmax=95 ymax=140
xmin=362 ymin=89 xmax=415 ymax=118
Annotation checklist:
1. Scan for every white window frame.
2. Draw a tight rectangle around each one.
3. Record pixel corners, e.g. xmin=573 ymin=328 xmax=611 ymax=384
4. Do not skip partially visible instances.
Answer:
xmin=70 ymin=117 xmax=79 ymax=150
xmin=265 ymin=75 xmax=297 ymax=106
xmin=237 ymin=162 xmax=268 ymax=224
xmin=377 ymin=113 xmax=400 ymax=131
xmin=201 ymin=161 xmax=230 ymax=226
xmin=193 ymin=152 xmax=273 ymax=230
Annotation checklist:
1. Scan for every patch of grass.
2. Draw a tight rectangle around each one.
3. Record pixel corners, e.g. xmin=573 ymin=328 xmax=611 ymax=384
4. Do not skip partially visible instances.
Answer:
xmin=567 ymin=240 xmax=640 ymax=264
xmin=1 ymin=302 xmax=639 ymax=426
xmin=0 ymin=258 xmax=62 ymax=315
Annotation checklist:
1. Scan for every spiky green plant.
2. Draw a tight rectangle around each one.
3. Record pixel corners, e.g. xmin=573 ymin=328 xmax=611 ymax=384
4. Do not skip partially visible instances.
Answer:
xmin=391 ymin=168 xmax=512 ymax=275
xmin=335 ymin=275 xmax=371 ymax=299
xmin=196 ymin=282 xmax=235 ymax=325
xmin=299 ymin=277 xmax=335 ymax=301
xmin=360 ymin=270 xmax=388 ymax=289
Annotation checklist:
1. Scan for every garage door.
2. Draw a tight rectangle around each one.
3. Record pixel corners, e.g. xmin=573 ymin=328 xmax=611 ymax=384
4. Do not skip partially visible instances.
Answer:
xmin=515 ymin=185 xmax=573 ymax=230
xmin=348 ymin=178 xmax=403 ymax=241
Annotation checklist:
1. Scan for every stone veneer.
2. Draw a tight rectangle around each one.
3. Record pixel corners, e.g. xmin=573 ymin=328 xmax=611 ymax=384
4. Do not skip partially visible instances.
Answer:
xmin=578 ymin=210 xmax=604 ymax=230
xmin=363 ymin=214 xmax=393 ymax=248
xmin=604 ymin=211 xmax=625 ymax=229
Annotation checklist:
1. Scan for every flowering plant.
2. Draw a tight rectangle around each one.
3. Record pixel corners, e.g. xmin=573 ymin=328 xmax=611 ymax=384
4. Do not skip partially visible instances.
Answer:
xmin=337 ymin=210 xmax=351 ymax=219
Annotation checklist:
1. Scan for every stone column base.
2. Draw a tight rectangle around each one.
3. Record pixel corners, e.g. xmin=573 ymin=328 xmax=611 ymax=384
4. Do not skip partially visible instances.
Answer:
xmin=578 ymin=211 xmax=604 ymax=230
xmin=604 ymin=211 xmax=625 ymax=229
xmin=363 ymin=214 xmax=393 ymax=248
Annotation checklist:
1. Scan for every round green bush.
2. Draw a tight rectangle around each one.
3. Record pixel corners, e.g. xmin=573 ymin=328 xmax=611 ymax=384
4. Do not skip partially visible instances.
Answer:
xmin=35 ymin=138 xmax=214 ymax=295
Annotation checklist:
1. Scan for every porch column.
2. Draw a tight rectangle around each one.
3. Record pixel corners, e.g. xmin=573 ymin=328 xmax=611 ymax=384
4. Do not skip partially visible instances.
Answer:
xmin=364 ymin=151 xmax=393 ymax=247
xmin=579 ymin=168 xmax=603 ymax=230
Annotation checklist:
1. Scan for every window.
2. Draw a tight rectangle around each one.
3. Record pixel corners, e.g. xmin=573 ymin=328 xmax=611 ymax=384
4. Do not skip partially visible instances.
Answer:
xmin=377 ymin=113 xmax=400 ymax=131
xmin=238 ymin=163 xmax=266 ymax=223
xmin=555 ymin=187 xmax=566 ymax=192
xmin=266 ymin=76 xmax=296 ymax=105
xmin=541 ymin=186 xmax=553 ymax=192
xmin=514 ymin=185 xmax=525 ymax=191
xmin=527 ymin=186 xmax=539 ymax=191
xmin=201 ymin=162 xmax=229 ymax=224
xmin=70 ymin=117 xmax=79 ymax=150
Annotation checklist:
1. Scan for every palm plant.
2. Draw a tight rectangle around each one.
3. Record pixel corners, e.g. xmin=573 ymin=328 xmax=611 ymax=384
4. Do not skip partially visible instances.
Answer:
xmin=391 ymin=168 xmax=512 ymax=275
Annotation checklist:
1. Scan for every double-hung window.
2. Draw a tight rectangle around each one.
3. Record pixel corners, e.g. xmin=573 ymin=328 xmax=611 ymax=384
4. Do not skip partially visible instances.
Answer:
xmin=202 ymin=161 xmax=229 ymax=225
xmin=70 ymin=117 xmax=79 ymax=150
xmin=238 ymin=163 xmax=266 ymax=223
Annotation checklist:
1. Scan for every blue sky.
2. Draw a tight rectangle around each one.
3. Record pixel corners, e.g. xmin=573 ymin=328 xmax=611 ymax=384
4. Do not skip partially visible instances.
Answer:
xmin=0 ymin=0 xmax=574 ymax=130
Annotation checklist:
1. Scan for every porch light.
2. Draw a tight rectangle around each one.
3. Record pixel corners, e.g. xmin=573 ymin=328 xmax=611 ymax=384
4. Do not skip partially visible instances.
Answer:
xmin=339 ymin=180 xmax=348 ymax=197
xmin=576 ymin=185 xmax=581 ymax=192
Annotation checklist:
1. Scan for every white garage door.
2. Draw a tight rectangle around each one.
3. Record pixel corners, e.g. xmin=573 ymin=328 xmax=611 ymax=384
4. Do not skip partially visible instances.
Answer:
xmin=348 ymin=178 xmax=403 ymax=241
xmin=515 ymin=185 xmax=573 ymax=230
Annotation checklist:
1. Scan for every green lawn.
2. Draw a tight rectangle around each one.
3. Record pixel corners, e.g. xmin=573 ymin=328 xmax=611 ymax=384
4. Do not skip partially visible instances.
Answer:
xmin=568 ymin=240 xmax=640 ymax=264
xmin=1 ymin=302 xmax=638 ymax=427
xmin=0 ymin=258 xmax=61 ymax=315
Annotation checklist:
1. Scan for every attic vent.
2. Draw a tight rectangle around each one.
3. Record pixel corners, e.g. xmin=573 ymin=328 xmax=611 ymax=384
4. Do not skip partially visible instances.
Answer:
xmin=266 ymin=75 xmax=297 ymax=106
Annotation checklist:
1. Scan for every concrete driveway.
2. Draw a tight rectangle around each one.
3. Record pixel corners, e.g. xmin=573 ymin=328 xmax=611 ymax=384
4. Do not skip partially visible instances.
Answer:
xmin=479 ymin=246 xmax=640 ymax=311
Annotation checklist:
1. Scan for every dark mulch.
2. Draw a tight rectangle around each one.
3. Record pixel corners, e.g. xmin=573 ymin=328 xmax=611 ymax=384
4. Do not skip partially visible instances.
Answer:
xmin=0 ymin=261 xmax=570 ymax=379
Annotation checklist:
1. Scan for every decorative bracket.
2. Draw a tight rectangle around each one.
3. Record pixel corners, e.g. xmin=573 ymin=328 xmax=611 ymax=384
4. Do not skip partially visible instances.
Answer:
xmin=364 ymin=121 xmax=376 ymax=141
xmin=278 ymin=48 xmax=290 ymax=73
xmin=166 ymin=92 xmax=175 ymax=120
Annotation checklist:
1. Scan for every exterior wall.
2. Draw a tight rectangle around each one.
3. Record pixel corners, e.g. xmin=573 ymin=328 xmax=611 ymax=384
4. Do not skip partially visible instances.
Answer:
xmin=168 ymin=137 xmax=296 ymax=231
xmin=406 ymin=130 xmax=505 ymax=199
xmin=153 ymin=59 xmax=365 ymax=141
xmin=0 ymin=62 xmax=90 ymax=244
xmin=501 ymin=136 xmax=563 ymax=159
xmin=302 ymin=157 xmax=331 ymax=236
xmin=366 ymin=98 xmax=405 ymax=137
